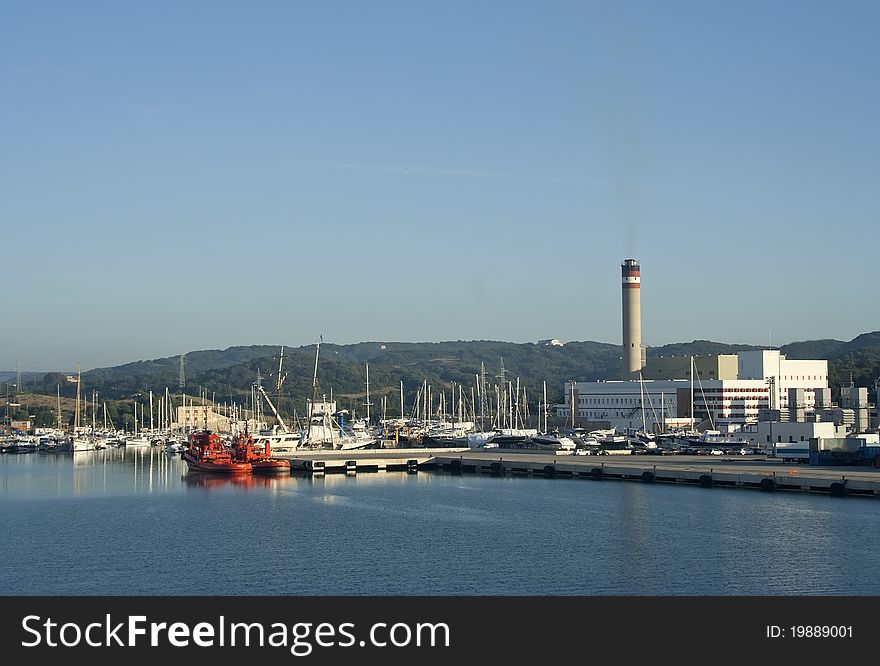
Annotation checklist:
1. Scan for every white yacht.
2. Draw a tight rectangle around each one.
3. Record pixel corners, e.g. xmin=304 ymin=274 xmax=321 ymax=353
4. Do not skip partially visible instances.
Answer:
xmin=300 ymin=409 xmax=377 ymax=451
xmin=252 ymin=429 xmax=303 ymax=454
xmin=71 ymin=436 xmax=95 ymax=452
xmin=530 ymin=434 xmax=577 ymax=451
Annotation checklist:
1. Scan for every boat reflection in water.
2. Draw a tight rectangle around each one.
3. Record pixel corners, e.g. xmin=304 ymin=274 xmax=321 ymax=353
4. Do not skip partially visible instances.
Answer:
xmin=183 ymin=472 xmax=298 ymax=491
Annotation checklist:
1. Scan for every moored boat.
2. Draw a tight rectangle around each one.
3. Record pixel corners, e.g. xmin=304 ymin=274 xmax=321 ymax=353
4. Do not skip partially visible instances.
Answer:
xmin=183 ymin=431 xmax=252 ymax=474
xmin=231 ymin=433 xmax=290 ymax=474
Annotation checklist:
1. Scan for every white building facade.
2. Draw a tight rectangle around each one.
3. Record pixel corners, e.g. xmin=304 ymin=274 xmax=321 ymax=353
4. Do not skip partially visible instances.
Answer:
xmin=732 ymin=421 xmax=844 ymax=448
xmin=559 ymin=379 xmax=685 ymax=433
xmin=736 ymin=350 xmax=828 ymax=410
xmin=559 ymin=350 xmax=829 ymax=434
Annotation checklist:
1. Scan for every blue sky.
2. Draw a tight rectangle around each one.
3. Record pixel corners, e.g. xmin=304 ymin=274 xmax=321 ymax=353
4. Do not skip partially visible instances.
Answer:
xmin=3 ymin=1 xmax=878 ymax=371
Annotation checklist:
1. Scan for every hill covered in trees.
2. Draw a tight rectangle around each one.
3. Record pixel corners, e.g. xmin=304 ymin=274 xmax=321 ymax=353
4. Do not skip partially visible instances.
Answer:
xmin=11 ymin=333 xmax=880 ymax=425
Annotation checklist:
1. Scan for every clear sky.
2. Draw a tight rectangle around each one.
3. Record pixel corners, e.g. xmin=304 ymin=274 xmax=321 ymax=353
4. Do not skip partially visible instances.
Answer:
xmin=3 ymin=1 xmax=878 ymax=371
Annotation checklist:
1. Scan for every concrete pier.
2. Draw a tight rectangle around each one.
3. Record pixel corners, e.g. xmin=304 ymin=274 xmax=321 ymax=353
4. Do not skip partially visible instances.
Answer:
xmin=276 ymin=448 xmax=468 ymax=475
xmin=272 ymin=447 xmax=880 ymax=497
xmin=427 ymin=451 xmax=880 ymax=497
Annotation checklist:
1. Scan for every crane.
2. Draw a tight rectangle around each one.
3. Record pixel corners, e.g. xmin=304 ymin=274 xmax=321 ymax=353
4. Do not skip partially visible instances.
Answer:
xmin=255 ymin=383 xmax=288 ymax=433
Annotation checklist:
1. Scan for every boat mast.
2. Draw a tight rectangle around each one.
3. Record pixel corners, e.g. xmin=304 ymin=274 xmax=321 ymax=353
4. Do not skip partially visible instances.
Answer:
xmin=508 ymin=381 xmax=513 ymax=429
xmin=364 ymin=362 xmax=371 ymax=424
xmin=459 ymin=384 xmax=464 ymax=428
xmin=56 ymin=384 xmax=62 ymax=432
xmin=74 ymin=363 xmax=81 ymax=434
xmin=514 ymin=378 xmax=520 ymax=429
xmin=690 ymin=355 xmax=694 ymax=433
xmin=422 ymin=379 xmax=427 ymax=427
xmin=639 ymin=371 xmax=646 ymax=434
xmin=543 ymin=380 xmax=547 ymax=433
xmin=276 ymin=346 xmax=286 ymax=430
xmin=660 ymin=392 xmax=665 ymax=434
xmin=307 ymin=336 xmax=321 ymax=442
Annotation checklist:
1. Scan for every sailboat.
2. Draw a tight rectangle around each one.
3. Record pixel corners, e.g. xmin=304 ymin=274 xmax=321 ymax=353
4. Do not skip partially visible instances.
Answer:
xmin=125 ymin=402 xmax=151 ymax=446
xmin=530 ymin=381 xmax=575 ymax=451
xmin=622 ymin=372 xmax=657 ymax=450
xmin=298 ymin=338 xmax=377 ymax=450
xmin=70 ymin=364 xmax=95 ymax=452
xmin=251 ymin=347 xmax=303 ymax=453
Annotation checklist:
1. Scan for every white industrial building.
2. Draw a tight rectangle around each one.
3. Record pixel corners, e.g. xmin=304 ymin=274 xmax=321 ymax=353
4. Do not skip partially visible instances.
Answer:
xmin=732 ymin=420 xmax=844 ymax=448
xmin=558 ymin=379 xmax=686 ymax=433
xmin=562 ymin=258 xmax=833 ymax=434
xmin=736 ymin=350 xmax=828 ymax=410
xmin=560 ymin=352 xmax=830 ymax=434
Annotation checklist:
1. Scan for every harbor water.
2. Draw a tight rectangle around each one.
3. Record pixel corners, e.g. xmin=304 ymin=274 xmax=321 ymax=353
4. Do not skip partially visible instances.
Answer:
xmin=2 ymin=447 xmax=878 ymax=595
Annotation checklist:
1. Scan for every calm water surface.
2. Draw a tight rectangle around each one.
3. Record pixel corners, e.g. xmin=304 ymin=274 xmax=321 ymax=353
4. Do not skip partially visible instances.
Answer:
xmin=1 ymin=447 xmax=878 ymax=595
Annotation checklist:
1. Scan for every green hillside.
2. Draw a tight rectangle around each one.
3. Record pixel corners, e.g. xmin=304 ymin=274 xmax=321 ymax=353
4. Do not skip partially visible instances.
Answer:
xmin=16 ymin=333 xmax=880 ymax=420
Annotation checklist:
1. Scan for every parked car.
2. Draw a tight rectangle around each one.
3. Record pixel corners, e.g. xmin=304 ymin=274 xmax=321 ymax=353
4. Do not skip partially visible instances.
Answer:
xmin=709 ymin=448 xmax=724 ymax=456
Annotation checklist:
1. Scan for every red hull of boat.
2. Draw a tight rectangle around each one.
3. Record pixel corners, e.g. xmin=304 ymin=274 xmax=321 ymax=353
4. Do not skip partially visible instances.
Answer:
xmin=182 ymin=451 xmax=252 ymax=474
xmin=251 ymin=459 xmax=291 ymax=474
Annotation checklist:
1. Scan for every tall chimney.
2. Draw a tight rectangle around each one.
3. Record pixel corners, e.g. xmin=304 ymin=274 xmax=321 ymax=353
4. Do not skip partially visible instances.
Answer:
xmin=622 ymin=258 xmax=642 ymax=376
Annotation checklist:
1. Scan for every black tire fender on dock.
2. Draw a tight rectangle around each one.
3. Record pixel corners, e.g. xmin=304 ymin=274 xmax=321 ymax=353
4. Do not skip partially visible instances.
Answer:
xmin=641 ymin=470 xmax=655 ymax=483
xmin=590 ymin=467 xmax=603 ymax=480
xmin=830 ymin=481 xmax=846 ymax=497
xmin=760 ymin=477 xmax=776 ymax=491
xmin=543 ymin=464 xmax=556 ymax=477
xmin=698 ymin=474 xmax=713 ymax=487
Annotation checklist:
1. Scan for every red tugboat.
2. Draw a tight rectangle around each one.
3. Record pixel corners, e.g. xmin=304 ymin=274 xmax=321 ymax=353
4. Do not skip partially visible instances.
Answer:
xmin=232 ymin=432 xmax=291 ymax=474
xmin=183 ymin=431 xmax=252 ymax=474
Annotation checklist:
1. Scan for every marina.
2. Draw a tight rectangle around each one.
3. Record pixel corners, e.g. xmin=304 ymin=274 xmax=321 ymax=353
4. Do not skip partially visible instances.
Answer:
xmin=3 ymin=447 xmax=880 ymax=596
xmin=2 ymin=8 xmax=878 ymax=660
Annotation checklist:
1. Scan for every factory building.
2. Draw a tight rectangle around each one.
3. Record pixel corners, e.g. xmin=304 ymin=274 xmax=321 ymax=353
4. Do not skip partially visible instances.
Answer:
xmin=736 ymin=350 xmax=828 ymax=410
xmin=560 ymin=347 xmax=831 ymax=435
xmin=558 ymin=379 xmax=687 ymax=433
xmin=641 ymin=355 xmax=738 ymax=381
xmin=564 ymin=351 xmax=830 ymax=435
xmin=732 ymin=420 xmax=844 ymax=449
xmin=558 ymin=258 xmax=832 ymax=434
xmin=839 ymin=385 xmax=870 ymax=432
xmin=559 ymin=377 xmax=773 ymax=434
